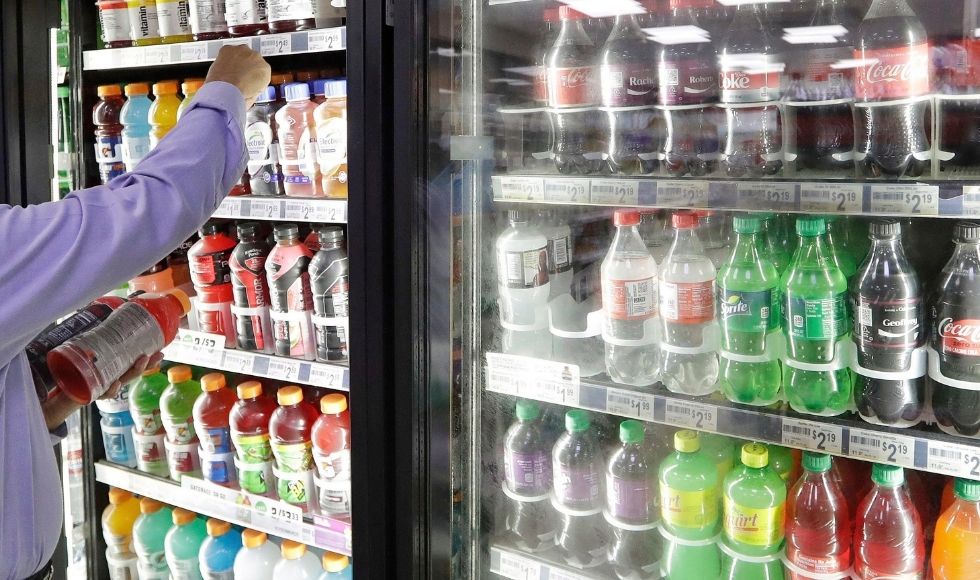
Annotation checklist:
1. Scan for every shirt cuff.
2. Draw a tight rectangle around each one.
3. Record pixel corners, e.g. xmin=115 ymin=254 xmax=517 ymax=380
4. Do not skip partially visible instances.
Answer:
xmin=185 ymin=80 xmax=247 ymax=132
xmin=49 ymin=421 xmax=68 ymax=446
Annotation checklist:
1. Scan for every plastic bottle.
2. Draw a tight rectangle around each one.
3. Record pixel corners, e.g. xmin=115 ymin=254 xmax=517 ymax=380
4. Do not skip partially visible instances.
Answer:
xmin=932 ymin=478 xmax=980 ymax=579
xmin=129 ymin=366 xmax=170 ymax=476
xmin=270 ymin=386 xmax=319 ymax=509
xmin=156 ymin=0 xmax=193 ymax=43
xmin=717 ymin=214 xmax=782 ymax=406
xmin=782 ymin=217 xmax=852 ymax=416
xmin=785 ymin=452 xmax=851 ymax=579
xmin=99 ymin=399 xmax=138 ymax=468
xmin=199 ymin=519 xmax=242 ymax=579
xmin=312 ymin=79 xmax=348 ymax=198
xmin=188 ymin=0 xmax=228 ymax=40
xmin=132 ymin=498 xmax=173 ymax=580
xmin=536 ymin=209 xmax=573 ymax=300
xmin=275 ymin=83 xmax=320 ymax=197
xmin=552 ymin=410 xmax=607 ymax=569
xmin=701 ymin=433 xmax=736 ymax=483
xmin=127 ymin=0 xmax=162 ymax=46
xmin=853 ymin=464 xmax=925 ymax=579
xmin=760 ymin=213 xmax=791 ymax=276
xmin=149 ymin=81 xmax=182 ymax=149
xmin=768 ymin=444 xmax=797 ymax=485
xmin=267 ymin=0 xmax=317 ymax=33
xmin=160 ymin=365 xmax=202 ymax=445
xmin=272 ymin=540 xmax=321 ymax=579
xmin=98 ymin=0 xmax=134 ymax=48
xmin=121 ymin=82 xmax=153 ymax=171
xmin=824 ymin=215 xmax=857 ymax=280
xmin=318 ymin=552 xmax=352 ymax=579
xmin=502 ymin=400 xmax=557 ymax=553
xmin=267 ymin=223 xmax=316 ymax=360
xmin=312 ymin=393 xmax=351 ymax=516
xmin=309 ymin=226 xmax=349 ymax=362
xmin=246 ymin=86 xmax=285 ymax=196
xmin=94 ymin=84 xmax=126 ymax=184
xmin=165 ymin=508 xmax=207 ymax=580
xmin=233 ymin=529 xmax=280 ymax=580
xmin=660 ymin=211 xmax=718 ymax=396
xmin=230 ymin=222 xmax=273 ymax=352
xmin=193 ymin=373 xmax=237 ymax=486
xmin=602 ymin=209 xmax=659 ymax=386
xmin=229 ymin=380 xmax=277 ymax=496
xmin=226 ymin=0 xmax=268 ymax=35
xmin=721 ymin=444 xmax=786 ymax=579
xmin=496 ymin=210 xmax=551 ymax=359
xmin=177 ymin=78 xmax=205 ymax=119
xmin=103 ymin=488 xmax=142 ymax=556
xmin=189 ymin=221 xmax=236 ymax=288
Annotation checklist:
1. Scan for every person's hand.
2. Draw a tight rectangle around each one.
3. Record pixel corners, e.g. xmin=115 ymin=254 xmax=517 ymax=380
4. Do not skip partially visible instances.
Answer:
xmin=99 ymin=352 xmax=165 ymax=400
xmin=205 ymin=45 xmax=272 ymax=109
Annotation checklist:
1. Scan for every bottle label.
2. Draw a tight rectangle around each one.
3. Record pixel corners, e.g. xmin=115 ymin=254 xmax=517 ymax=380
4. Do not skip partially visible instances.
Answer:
xmin=547 ymin=235 xmax=572 ymax=275
xmin=169 ymin=558 xmax=199 ymax=580
xmin=661 ymin=486 xmax=718 ymax=529
xmin=855 ymin=296 xmax=921 ymax=349
xmin=231 ymin=431 xmax=274 ymax=494
xmin=95 ymin=136 xmax=124 ymax=164
xmin=315 ymin=117 xmax=348 ymax=172
xmin=314 ymin=448 xmax=351 ymax=482
xmin=104 ymin=430 xmax=132 ymax=462
xmin=202 ymin=452 xmax=233 ymax=484
xmin=723 ymin=497 xmax=784 ymax=546
xmin=786 ymin=545 xmax=851 ymax=576
xmin=661 ymin=280 xmax=714 ymax=324
xmin=157 ymin=0 xmax=192 ymax=36
xmin=603 ymin=277 xmax=658 ymax=321
xmin=504 ymin=449 xmax=551 ymax=495
xmin=553 ymin=463 xmax=601 ymax=506
xmin=200 ymin=426 xmax=232 ymax=454
xmin=203 ymin=571 xmax=234 ymax=580
xmin=271 ymin=441 xmax=314 ymax=499
xmin=600 ymin=63 xmax=657 ymax=107
xmin=189 ymin=0 xmax=228 ymax=33
xmin=132 ymin=409 xmax=163 ymax=435
xmin=547 ymin=65 xmax=598 ymax=107
xmin=99 ymin=3 xmax=132 ymax=43
xmin=855 ymin=43 xmax=930 ymax=101
xmin=245 ymin=120 xmax=275 ymax=164
xmin=190 ymin=249 xmax=232 ymax=286
xmin=533 ymin=66 xmax=547 ymax=102
xmin=26 ymin=304 xmax=115 ymax=368
xmin=121 ymin=135 xmax=151 ymax=168
xmin=231 ymin=247 xmax=270 ymax=308
xmin=128 ymin=2 xmax=160 ymax=40
xmin=659 ymin=58 xmax=717 ymax=106
xmin=785 ymin=293 xmax=848 ymax=340
xmin=719 ymin=288 xmax=776 ymax=333
xmin=268 ymin=0 xmax=315 ymax=21
xmin=134 ymin=435 xmax=164 ymax=463
xmin=134 ymin=548 xmax=168 ymax=573
xmin=497 ymin=247 xmax=549 ymax=289
xmin=855 ymin=561 xmax=922 ymax=580
xmin=225 ymin=0 xmax=267 ymax=25
xmin=719 ymin=61 xmax=782 ymax=103
xmin=937 ymin=317 xmax=980 ymax=356
xmin=267 ymin=250 xmax=314 ymax=314
xmin=796 ymin=46 xmax=852 ymax=101
xmin=162 ymin=417 xmax=196 ymax=444
xmin=608 ymin=475 xmax=656 ymax=522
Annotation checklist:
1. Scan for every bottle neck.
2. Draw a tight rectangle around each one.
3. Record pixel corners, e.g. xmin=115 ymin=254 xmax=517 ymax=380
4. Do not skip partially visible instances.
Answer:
xmin=869 ymin=236 xmax=904 ymax=259
xmin=558 ymin=18 xmax=590 ymax=44
xmin=670 ymin=227 xmax=704 ymax=255
xmin=797 ymin=234 xmax=830 ymax=265
xmin=731 ymin=232 xmax=760 ymax=262
xmin=277 ymin=236 xmax=301 ymax=246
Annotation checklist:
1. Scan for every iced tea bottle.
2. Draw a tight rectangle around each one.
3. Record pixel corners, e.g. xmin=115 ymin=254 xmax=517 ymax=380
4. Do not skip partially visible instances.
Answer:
xmin=269 ymin=386 xmax=319 ymax=509
xmin=229 ymin=381 xmax=278 ymax=496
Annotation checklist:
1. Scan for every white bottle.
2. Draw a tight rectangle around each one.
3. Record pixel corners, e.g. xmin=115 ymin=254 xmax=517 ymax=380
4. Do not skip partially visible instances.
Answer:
xmin=233 ymin=530 xmax=280 ymax=580
xmin=660 ymin=211 xmax=719 ymax=396
xmin=496 ymin=210 xmax=552 ymax=359
xmin=602 ymin=209 xmax=659 ymax=386
xmin=537 ymin=209 xmax=574 ymax=299
xmin=698 ymin=211 xmax=731 ymax=269
xmin=273 ymin=540 xmax=322 ymax=580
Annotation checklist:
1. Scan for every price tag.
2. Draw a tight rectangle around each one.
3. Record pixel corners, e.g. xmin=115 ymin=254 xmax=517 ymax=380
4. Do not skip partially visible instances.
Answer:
xmin=120 ymin=49 xmax=144 ymax=68
xmin=213 ymin=197 xmax=241 ymax=218
xmin=176 ymin=330 xmax=225 ymax=367
xmin=656 ymin=180 xmax=710 ymax=208
xmin=589 ymin=179 xmax=638 ymax=205
xmin=869 ymin=185 xmax=939 ymax=216
xmin=180 ymin=43 xmax=208 ymax=62
xmin=144 ymin=46 xmax=171 ymax=65
xmin=605 ymin=388 xmax=655 ymax=421
xmin=267 ymin=501 xmax=304 ymax=526
xmin=927 ymin=441 xmax=980 ymax=479
xmin=799 ymin=183 xmax=863 ymax=214
xmin=313 ymin=201 xmax=347 ymax=223
xmin=485 ymin=353 xmax=579 ymax=405
xmin=664 ymin=399 xmax=717 ymax=432
xmin=260 ymin=35 xmax=292 ymax=56
xmin=737 ymin=182 xmax=797 ymax=211
xmin=223 ymin=351 xmax=254 ymax=374
xmin=848 ymin=429 xmax=915 ymax=467
xmin=781 ymin=418 xmax=843 ymax=454
xmin=284 ymin=201 xmax=315 ymax=221
xmin=249 ymin=199 xmax=281 ymax=219
xmin=310 ymin=364 xmax=347 ymax=389
xmin=496 ymin=550 xmax=542 ymax=579
xmin=961 ymin=186 xmax=980 ymax=217
xmin=309 ymin=28 xmax=344 ymax=52
xmin=268 ymin=357 xmax=302 ymax=381
xmin=498 ymin=176 xmax=544 ymax=201
xmin=544 ymin=178 xmax=588 ymax=203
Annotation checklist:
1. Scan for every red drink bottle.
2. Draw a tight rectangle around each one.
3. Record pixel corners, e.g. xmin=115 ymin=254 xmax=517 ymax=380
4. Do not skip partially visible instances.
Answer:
xmin=193 ymin=373 xmax=237 ymax=455
xmin=854 ymin=464 xmax=925 ymax=579
xmin=785 ymin=452 xmax=852 ymax=579
xmin=229 ymin=381 xmax=278 ymax=496
xmin=311 ymin=393 xmax=351 ymax=516
xmin=269 ymin=386 xmax=319 ymax=508
xmin=189 ymin=221 xmax=237 ymax=288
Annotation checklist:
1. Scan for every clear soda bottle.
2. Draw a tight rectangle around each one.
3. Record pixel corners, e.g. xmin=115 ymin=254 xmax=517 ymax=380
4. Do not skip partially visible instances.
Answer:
xmin=785 ymin=452 xmax=852 ymax=579
xmin=502 ymin=400 xmax=557 ymax=553
xmin=496 ymin=210 xmax=552 ymax=359
xmin=853 ymin=464 xmax=925 ymax=578
xmin=932 ymin=478 xmax=980 ymax=580
xmin=537 ymin=209 xmax=573 ymax=300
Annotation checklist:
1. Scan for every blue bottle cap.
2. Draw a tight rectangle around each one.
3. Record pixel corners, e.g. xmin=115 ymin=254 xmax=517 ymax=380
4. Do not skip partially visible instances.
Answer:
xmin=312 ymin=79 xmax=328 ymax=96
xmin=323 ymin=79 xmax=347 ymax=97
xmin=283 ymin=82 xmax=311 ymax=102
xmin=256 ymin=85 xmax=277 ymax=103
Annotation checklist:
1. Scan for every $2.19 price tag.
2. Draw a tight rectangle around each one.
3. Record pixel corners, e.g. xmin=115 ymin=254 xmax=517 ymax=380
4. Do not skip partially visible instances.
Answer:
xmin=781 ymin=417 xmax=843 ymax=454
xmin=799 ymin=183 xmax=862 ymax=213
xmin=497 ymin=177 xmax=544 ymax=201
xmin=927 ymin=441 xmax=980 ymax=479
xmin=544 ymin=178 xmax=588 ymax=203
xmin=590 ymin=179 xmax=638 ymax=205
xmin=656 ymin=180 xmax=710 ymax=208
xmin=848 ymin=429 xmax=916 ymax=467
xmin=664 ymin=399 xmax=717 ymax=432
xmin=737 ymin=182 xmax=797 ymax=211
xmin=605 ymin=388 xmax=655 ymax=421
xmin=869 ymin=185 xmax=939 ymax=216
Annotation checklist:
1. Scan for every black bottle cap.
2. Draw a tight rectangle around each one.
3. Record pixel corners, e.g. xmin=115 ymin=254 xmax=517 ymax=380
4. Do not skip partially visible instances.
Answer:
xmin=236 ymin=221 xmax=261 ymax=239
xmin=274 ymin=223 xmax=300 ymax=241
xmin=317 ymin=226 xmax=345 ymax=245
xmin=956 ymin=222 xmax=980 ymax=243
xmin=199 ymin=220 xmax=222 ymax=237
xmin=869 ymin=219 xmax=900 ymax=239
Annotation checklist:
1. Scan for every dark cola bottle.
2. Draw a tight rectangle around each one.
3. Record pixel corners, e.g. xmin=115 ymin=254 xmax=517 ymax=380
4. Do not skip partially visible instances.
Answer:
xmin=938 ymin=32 xmax=980 ymax=171
xmin=853 ymin=0 xmax=931 ymax=178
xmin=502 ymin=400 xmax=558 ymax=552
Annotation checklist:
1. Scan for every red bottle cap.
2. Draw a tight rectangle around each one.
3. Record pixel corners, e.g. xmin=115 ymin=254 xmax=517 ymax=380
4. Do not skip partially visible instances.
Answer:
xmin=672 ymin=211 xmax=698 ymax=229
xmin=558 ymin=5 xmax=584 ymax=20
xmin=613 ymin=209 xmax=641 ymax=227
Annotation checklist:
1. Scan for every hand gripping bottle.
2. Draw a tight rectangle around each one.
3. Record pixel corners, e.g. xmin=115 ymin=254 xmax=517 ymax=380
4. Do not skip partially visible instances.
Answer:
xmin=132 ymin=498 xmax=173 ymax=580
xmin=230 ymin=381 xmax=277 ymax=496
xmin=496 ymin=210 xmax=552 ymax=359
xmin=718 ymin=214 xmax=782 ymax=406
xmin=318 ymin=552 xmax=352 ymax=579
xmin=160 ymin=365 xmax=202 ymax=480
xmin=270 ymin=386 xmax=319 ymax=509
xmin=94 ymin=85 xmax=126 ymax=184
xmin=502 ymin=400 xmax=558 ymax=553
xmin=660 ymin=211 xmax=719 ymax=396
xmin=230 ymin=222 xmax=273 ymax=353
xmin=552 ymin=410 xmax=607 ymax=569
xmin=785 ymin=453 xmax=852 ymax=579
xmin=276 ymin=83 xmax=321 ymax=197
xmin=537 ymin=209 xmax=573 ymax=300
xmin=130 ymin=366 xmax=170 ymax=476
xmin=149 ymin=81 xmax=182 ymax=149
xmin=121 ymin=82 xmax=153 ymax=171
xmin=234 ymin=530 xmax=280 ymax=580
xmin=165 ymin=508 xmax=207 ymax=580
xmin=604 ymin=420 xmax=661 ymax=580
xmin=853 ymin=464 xmax=925 ymax=579
xmin=246 ymin=86 xmax=285 ymax=196
xmin=309 ymin=226 xmax=350 ymax=362
xmin=932 ymin=478 xmax=980 ymax=580
xmin=602 ymin=209 xmax=659 ymax=386
xmin=193 ymin=373 xmax=237 ymax=486
xmin=782 ymin=217 xmax=852 ymax=416
xmin=721 ymin=444 xmax=787 ymax=580
xmin=311 ymin=394 xmax=351 ymax=515
xmin=199 ymin=519 xmax=242 ymax=579
xmin=273 ymin=540 xmax=322 ymax=579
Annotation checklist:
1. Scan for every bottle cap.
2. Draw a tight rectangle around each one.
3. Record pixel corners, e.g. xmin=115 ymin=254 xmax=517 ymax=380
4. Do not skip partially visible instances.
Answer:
xmin=323 ymin=79 xmax=347 ymax=97
xmin=201 ymin=372 xmax=226 ymax=392
xmin=124 ymin=82 xmax=149 ymax=96
xmin=270 ymin=73 xmax=295 ymax=86
xmin=955 ymin=221 xmax=980 ymax=243
xmin=558 ymin=5 xmax=584 ymax=19
xmin=274 ymin=223 xmax=300 ymax=241
xmin=166 ymin=288 xmax=192 ymax=315
xmin=281 ymin=539 xmax=307 ymax=560
xmin=515 ymin=399 xmax=539 ymax=421
xmin=237 ymin=221 xmax=261 ymax=239
xmin=139 ymin=497 xmax=164 ymax=514
xmin=674 ymin=430 xmax=700 ymax=453
xmin=152 ymin=80 xmax=179 ymax=96
xmin=741 ymin=443 xmax=769 ymax=469
xmin=672 ymin=211 xmax=698 ymax=229
xmin=320 ymin=393 xmax=348 ymax=414
xmin=613 ymin=209 xmax=640 ymax=227
xmin=955 ymin=478 xmax=980 ymax=502
xmin=172 ymin=507 xmax=196 ymax=526
xmin=802 ymin=451 xmax=831 ymax=473
xmin=242 ymin=529 xmax=268 ymax=549
xmin=284 ymin=82 xmax=312 ymax=102
xmin=141 ymin=366 xmax=161 ymax=377
xmin=237 ymin=380 xmax=263 ymax=400
xmin=312 ymin=79 xmax=328 ymax=96
xmin=181 ymin=79 xmax=205 ymax=95
xmin=733 ymin=215 xmax=762 ymax=234
xmin=318 ymin=226 xmax=345 ymax=245
xmin=97 ymin=84 xmax=122 ymax=97
xmin=256 ymin=85 xmax=277 ymax=103
xmin=869 ymin=219 xmax=900 ymax=239
xmin=108 ymin=487 xmax=133 ymax=505
xmin=277 ymin=385 xmax=304 ymax=406
xmin=199 ymin=220 xmax=222 ymax=237
xmin=619 ymin=420 xmax=644 ymax=444
xmin=565 ymin=409 xmax=590 ymax=433
xmin=796 ymin=217 xmax=826 ymax=237
xmin=323 ymin=552 xmax=350 ymax=572
xmin=206 ymin=518 xmax=231 ymax=537
xmin=58 ymin=86 xmax=70 ymax=98
xmin=871 ymin=463 xmax=904 ymax=487
xmin=167 ymin=365 xmax=193 ymax=384
xmin=507 ymin=209 xmax=528 ymax=224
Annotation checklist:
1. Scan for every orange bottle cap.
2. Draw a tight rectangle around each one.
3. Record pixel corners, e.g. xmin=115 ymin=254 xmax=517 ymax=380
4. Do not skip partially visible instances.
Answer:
xmin=206 ymin=518 xmax=231 ymax=537
xmin=237 ymin=380 xmax=263 ymax=400
xmin=322 ymin=552 xmax=350 ymax=572
xmin=142 ymin=366 xmax=161 ymax=377
xmin=242 ymin=529 xmax=268 ymax=549
xmin=201 ymin=373 xmax=227 ymax=392
xmin=166 ymin=288 xmax=192 ymax=315
xmin=153 ymin=81 xmax=179 ymax=96
xmin=320 ymin=393 xmax=348 ymax=414
xmin=277 ymin=386 xmax=304 ymax=406
xmin=98 ymin=85 xmax=122 ymax=97
xmin=167 ymin=365 xmax=193 ymax=384
xmin=172 ymin=507 xmax=196 ymax=525
xmin=139 ymin=497 xmax=164 ymax=514
xmin=181 ymin=79 xmax=205 ymax=95
xmin=124 ymin=83 xmax=149 ymax=96
xmin=281 ymin=540 xmax=306 ymax=560
xmin=107 ymin=487 xmax=133 ymax=505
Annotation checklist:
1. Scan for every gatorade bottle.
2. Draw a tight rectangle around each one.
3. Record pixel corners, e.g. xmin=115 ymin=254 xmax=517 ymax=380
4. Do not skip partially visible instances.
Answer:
xmin=312 ymin=393 xmax=351 ymax=515
xmin=276 ymin=83 xmax=320 ymax=197
xmin=149 ymin=81 xmax=182 ymax=149
xmin=99 ymin=398 xmax=138 ymax=468
xmin=199 ymin=519 xmax=242 ymax=578
xmin=121 ymin=83 xmax=153 ymax=171
xmin=854 ymin=464 xmax=925 ymax=579
xmin=189 ymin=221 xmax=236 ymax=288
xmin=658 ymin=430 xmax=722 ymax=580
xmin=165 ymin=508 xmax=207 ymax=580
xmin=177 ymin=78 xmax=205 ymax=119
xmin=193 ymin=373 xmax=237 ymax=485
xmin=226 ymin=0 xmax=269 ymax=35
xmin=160 ymin=365 xmax=202 ymax=445
xmin=270 ymin=386 xmax=318 ymax=509
xmin=700 ymin=432 xmax=737 ymax=483
xmin=760 ymin=213 xmax=791 ymax=275
xmin=267 ymin=0 xmax=316 ymax=33
xmin=132 ymin=498 xmax=173 ymax=580
xmin=94 ymin=85 xmax=126 ymax=184
xmin=267 ymin=224 xmax=316 ymax=360
xmin=129 ymin=366 xmax=169 ymax=476
xmin=188 ymin=0 xmax=228 ymax=40
xmin=230 ymin=381 xmax=277 ymax=496
xmin=782 ymin=216 xmax=852 ymax=416
xmin=156 ymin=0 xmax=193 ymax=42
xmin=932 ymin=478 xmax=980 ymax=579
xmin=103 ymin=488 xmax=142 ymax=555
xmin=318 ymin=552 xmax=352 ymax=579
xmin=230 ymin=222 xmax=273 ymax=352
xmin=312 ymin=79 xmax=348 ymax=199
xmin=721 ymin=443 xmax=786 ymax=580
xmin=234 ymin=529 xmax=280 ymax=580
xmin=717 ymin=214 xmax=782 ymax=406
xmin=272 ymin=540 xmax=322 ymax=579
xmin=785 ymin=452 xmax=852 ymax=580
xmin=502 ymin=400 xmax=557 ymax=553
xmin=605 ymin=420 xmax=660 ymax=580
xmin=309 ymin=226 xmax=349 ymax=362
xmin=246 ymin=86 xmax=285 ymax=196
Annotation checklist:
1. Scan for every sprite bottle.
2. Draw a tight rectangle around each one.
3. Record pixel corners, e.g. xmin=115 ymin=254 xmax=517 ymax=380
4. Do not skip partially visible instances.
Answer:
xmin=824 ymin=215 xmax=857 ymax=280
xmin=782 ymin=216 xmax=853 ymax=416
xmin=717 ymin=215 xmax=782 ymax=406
xmin=759 ymin=213 xmax=791 ymax=275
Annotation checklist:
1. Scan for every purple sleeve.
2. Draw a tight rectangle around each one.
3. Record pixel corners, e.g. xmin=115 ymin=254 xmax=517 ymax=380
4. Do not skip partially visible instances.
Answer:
xmin=0 ymin=81 xmax=247 ymax=370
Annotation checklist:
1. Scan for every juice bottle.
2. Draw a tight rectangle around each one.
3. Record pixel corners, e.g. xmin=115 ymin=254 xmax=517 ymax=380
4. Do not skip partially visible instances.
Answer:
xmin=234 ymin=529 xmax=280 ymax=579
xmin=267 ymin=0 xmax=316 ymax=33
xmin=127 ymin=0 xmax=162 ymax=46
xmin=309 ymin=226 xmax=349 ymax=361
xmin=164 ymin=508 xmax=207 ymax=580
xmin=149 ymin=81 xmax=182 ymax=149
xmin=605 ymin=420 xmax=660 ymax=579
xmin=312 ymin=393 xmax=351 ymax=516
xmin=227 ymin=0 xmax=269 ymax=35
xmin=195 ymin=283 xmax=236 ymax=345
xmin=854 ymin=464 xmax=925 ymax=579
xmin=97 ymin=0 xmax=134 ymax=48
xmin=275 ymin=83 xmax=320 ymax=198
xmin=160 ymin=365 xmax=202 ymax=444
xmin=933 ymin=478 xmax=980 ymax=579
xmin=833 ymin=457 xmax=871 ymax=520
xmin=246 ymin=86 xmax=285 ymax=196
xmin=230 ymin=381 xmax=277 ymax=495
xmin=266 ymin=224 xmax=316 ymax=360
xmin=176 ymin=78 xmax=205 ymax=119
xmin=188 ymin=0 xmax=228 ymax=40
xmin=199 ymin=519 xmax=242 ymax=578
xmin=188 ymin=220 xmax=236 ymax=287
xmin=785 ymin=452 xmax=851 ymax=579
xmin=273 ymin=540 xmax=322 ymax=579
xmin=269 ymin=386 xmax=319 ymax=509
xmin=94 ymin=84 xmax=126 ymax=184
xmin=102 ymin=487 xmax=142 ymax=555
xmin=319 ymin=552 xmax=352 ymax=579
xmin=156 ymin=0 xmax=193 ymax=43
xmin=313 ymin=79 xmax=348 ymax=199
xmin=121 ymin=82 xmax=153 ymax=171
xmin=230 ymin=222 xmax=273 ymax=351
xmin=502 ymin=400 xmax=557 ymax=553
xmin=132 ymin=498 xmax=173 ymax=580
xmin=942 ymin=477 xmax=957 ymax=514
xmin=193 ymin=373 xmax=237 ymax=485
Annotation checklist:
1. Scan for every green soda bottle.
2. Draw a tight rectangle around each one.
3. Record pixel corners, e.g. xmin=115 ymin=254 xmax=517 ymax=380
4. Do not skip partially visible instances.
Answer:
xmin=659 ymin=431 xmax=722 ymax=580
xmin=722 ymin=443 xmax=786 ymax=580
xmin=759 ymin=213 xmax=791 ymax=275
xmin=701 ymin=433 xmax=737 ymax=483
xmin=132 ymin=498 xmax=173 ymax=579
xmin=718 ymin=215 xmax=782 ymax=406
xmin=824 ymin=216 xmax=857 ymax=280
xmin=782 ymin=217 xmax=853 ymax=416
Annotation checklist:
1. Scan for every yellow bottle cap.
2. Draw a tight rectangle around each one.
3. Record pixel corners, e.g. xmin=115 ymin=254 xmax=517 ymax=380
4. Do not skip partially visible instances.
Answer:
xmin=281 ymin=539 xmax=306 ymax=560
xmin=277 ymin=386 xmax=304 ymax=406
xmin=674 ymin=430 xmax=700 ymax=453
xmin=167 ymin=365 xmax=192 ymax=384
xmin=237 ymin=380 xmax=263 ymax=400
xmin=741 ymin=443 xmax=769 ymax=469
xmin=201 ymin=373 xmax=227 ymax=392
xmin=153 ymin=80 xmax=179 ymax=96
xmin=320 ymin=393 xmax=348 ymax=414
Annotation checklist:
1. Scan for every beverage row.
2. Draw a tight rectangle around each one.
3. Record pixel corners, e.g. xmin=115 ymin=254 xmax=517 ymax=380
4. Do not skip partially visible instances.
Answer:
xmin=96 ymin=0 xmax=345 ymax=47
xmin=500 ymin=401 xmax=973 ymax=580
xmin=94 ymin=72 xmax=348 ymax=199
xmin=98 ymin=364 xmax=351 ymax=516
xmin=102 ymin=490 xmax=351 ymax=580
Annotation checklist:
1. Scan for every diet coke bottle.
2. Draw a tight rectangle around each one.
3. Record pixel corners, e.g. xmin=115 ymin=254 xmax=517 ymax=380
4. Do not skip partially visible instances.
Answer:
xmin=854 ymin=0 xmax=931 ymax=178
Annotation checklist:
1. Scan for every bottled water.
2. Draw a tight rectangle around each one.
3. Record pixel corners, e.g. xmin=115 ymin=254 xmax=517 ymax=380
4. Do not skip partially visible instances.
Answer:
xmin=537 ymin=209 xmax=574 ymax=300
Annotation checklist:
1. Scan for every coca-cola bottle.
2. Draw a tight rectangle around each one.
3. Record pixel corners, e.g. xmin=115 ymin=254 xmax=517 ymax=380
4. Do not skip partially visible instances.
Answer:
xmin=718 ymin=2 xmax=784 ymax=177
xmin=657 ymin=0 xmax=719 ymax=177
xmin=599 ymin=12 xmax=660 ymax=175
xmin=938 ymin=26 xmax=980 ymax=172
xmin=854 ymin=0 xmax=931 ymax=178
xmin=931 ymin=222 xmax=980 ymax=437
xmin=533 ymin=8 xmax=561 ymax=105
xmin=547 ymin=5 xmax=602 ymax=175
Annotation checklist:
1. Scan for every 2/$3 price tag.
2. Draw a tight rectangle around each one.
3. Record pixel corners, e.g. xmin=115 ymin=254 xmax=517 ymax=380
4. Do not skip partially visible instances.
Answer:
xmin=848 ymin=429 xmax=916 ymax=467
xmin=177 ymin=330 xmax=225 ymax=367
xmin=781 ymin=417 xmax=843 ymax=454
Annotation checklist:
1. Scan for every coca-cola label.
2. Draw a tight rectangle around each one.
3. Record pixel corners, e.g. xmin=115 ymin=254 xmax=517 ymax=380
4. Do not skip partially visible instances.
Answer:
xmin=600 ymin=63 xmax=657 ymax=107
xmin=603 ymin=276 xmax=657 ymax=321
xmin=855 ymin=296 xmax=922 ymax=349
xmin=547 ymin=65 xmax=598 ymax=107
xmin=719 ymin=64 xmax=782 ymax=103
xmin=533 ymin=65 xmax=548 ymax=102
xmin=855 ymin=43 xmax=930 ymax=101
xmin=659 ymin=58 xmax=717 ymax=105
xmin=498 ymin=248 xmax=549 ymax=289
xmin=661 ymin=280 xmax=714 ymax=324
xmin=939 ymin=317 xmax=980 ymax=356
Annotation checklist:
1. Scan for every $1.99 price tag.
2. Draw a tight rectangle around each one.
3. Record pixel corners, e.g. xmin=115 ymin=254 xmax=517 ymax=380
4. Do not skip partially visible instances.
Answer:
xmin=605 ymin=388 xmax=654 ymax=421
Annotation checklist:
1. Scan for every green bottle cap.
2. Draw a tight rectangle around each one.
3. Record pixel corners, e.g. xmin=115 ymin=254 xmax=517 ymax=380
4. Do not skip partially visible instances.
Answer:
xmin=674 ymin=430 xmax=701 ymax=453
xmin=515 ymin=400 xmax=539 ymax=421
xmin=796 ymin=217 xmax=826 ymax=237
xmin=741 ymin=443 xmax=769 ymax=469
xmin=955 ymin=478 xmax=980 ymax=502
xmin=802 ymin=452 xmax=831 ymax=473
xmin=619 ymin=420 xmax=644 ymax=444
xmin=871 ymin=464 xmax=904 ymax=487
xmin=733 ymin=215 xmax=762 ymax=234
xmin=565 ymin=409 xmax=590 ymax=433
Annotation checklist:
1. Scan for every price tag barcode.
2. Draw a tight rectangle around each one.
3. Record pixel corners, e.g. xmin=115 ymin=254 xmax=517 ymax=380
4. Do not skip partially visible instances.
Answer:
xmin=498 ymin=177 xmax=544 ymax=201
xmin=544 ymin=178 xmax=588 ymax=203
xmin=267 ymin=358 xmax=301 ymax=381
xmin=144 ymin=46 xmax=170 ymax=65
xmin=260 ymin=35 xmax=292 ymax=56
xmin=737 ymin=182 xmax=797 ymax=211
xmin=664 ymin=399 xmax=717 ymax=432
xmin=606 ymin=389 xmax=655 ymax=421
xmin=284 ymin=201 xmax=315 ymax=221
xmin=848 ymin=429 xmax=915 ymax=467
xmin=656 ymin=180 xmax=710 ymax=207
xmin=312 ymin=201 xmax=347 ymax=223
xmin=869 ymin=185 xmax=939 ymax=216
xmin=223 ymin=351 xmax=253 ymax=374
xmin=486 ymin=369 xmax=519 ymax=395
xmin=781 ymin=418 xmax=843 ymax=454
xmin=248 ymin=199 xmax=281 ymax=219
xmin=799 ymin=183 xmax=862 ymax=213
xmin=590 ymin=179 xmax=638 ymax=205
xmin=528 ymin=376 xmax=579 ymax=406
xmin=308 ymin=28 xmax=344 ymax=52
xmin=310 ymin=364 xmax=347 ymax=389
xmin=180 ymin=43 xmax=208 ymax=62
xmin=485 ymin=353 xmax=580 ymax=405
xmin=927 ymin=442 xmax=980 ymax=479
xmin=177 ymin=330 xmax=225 ymax=367
xmin=213 ymin=198 xmax=241 ymax=218
xmin=496 ymin=550 xmax=542 ymax=579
